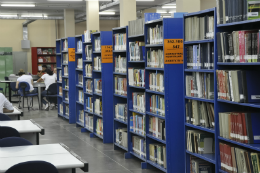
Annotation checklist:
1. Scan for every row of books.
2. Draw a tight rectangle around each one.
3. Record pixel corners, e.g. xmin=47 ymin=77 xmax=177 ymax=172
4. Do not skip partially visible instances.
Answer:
xmin=65 ymin=104 xmax=69 ymax=116
xmin=132 ymin=136 xmax=146 ymax=159
xmin=149 ymin=116 xmax=165 ymax=140
xmin=185 ymin=72 xmax=214 ymax=100
xmin=63 ymin=54 xmax=68 ymax=64
xmin=114 ymin=56 xmax=127 ymax=73
xmin=38 ymin=64 xmax=56 ymax=71
xmin=64 ymin=66 xmax=68 ymax=76
xmin=79 ymin=110 xmax=84 ymax=124
xmin=78 ymin=74 xmax=83 ymax=86
xmin=115 ymin=128 xmax=128 ymax=149
xmin=85 ymin=113 xmax=93 ymax=131
xmin=219 ymin=142 xmax=260 ymax=173
xmin=186 ymin=130 xmax=214 ymax=154
xmin=85 ymin=64 xmax=92 ymax=77
xmin=217 ymin=31 xmax=260 ymax=63
xmin=77 ymin=39 xmax=82 ymax=52
xmin=132 ymin=92 xmax=145 ymax=113
xmin=77 ymin=58 xmax=83 ymax=69
xmin=38 ymin=56 xmax=56 ymax=63
xmin=128 ymin=68 xmax=145 ymax=87
xmin=129 ymin=42 xmax=145 ymax=61
xmin=96 ymin=118 xmax=103 ymax=136
xmin=64 ymin=79 xmax=69 ymax=89
xmin=128 ymin=18 xmax=145 ymax=37
xmin=86 ymin=79 xmax=92 ymax=94
xmin=65 ymin=92 xmax=69 ymax=102
xmin=114 ymin=76 xmax=127 ymax=96
xmin=85 ymin=45 xmax=92 ymax=61
xmin=130 ymin=112 xmax=146 ymax=136
xmin=58 ymin=71 xmax=61 ymax=82
xmin=113 ymin=33 xmax=127 ymax=51
xmin=219 ymin=112 xmax=260 ymax=144
xmin=94 ymin=37 xmax=101 ymax=51
xmin=84 ymin=30 xmax=98 ymax=43
xmin=115 ymin=103 xmax=127 ymax=122
xmin=149 ymin=72 xmax=164 ymax=92
xmin=59 ymin=86 xmax=62 ymax=96
xmin=94 ymin=98 xmax=102 ymax=116
xmin=184 ymin=15 xmax=214 ymax=41
xmin=190 ymin=156 xmax=214 ymax=173
xmin=216 ymin=70 xmax=259 ymax=103
xmin=186 ymin=43 xmax=214 ymax=69
xmin=94 ymin=57 xmax=101 ymax=71
xmin=86 ymin=97 xmax=93 ymax=113
xmin=147 ymin=25 xmax=163 ymax=45
xmin=147 ymin=49 xmax=164 ymax=68
xmin=37 ymin=48 xmax=55 ymax=55
xmin=63 ymin=39 xmax=68 ymax=51
xmin=149 ymin=144 xmax=166 ymax=169
xmin=94 ymin=79 xmax=102 ymax=94
xmin=78 ymin=90 xmax=84 ymax=103
xmin=149 ymin=95 xmax=165 ymax=117
xmin=186 ymin=100 xmax=215 ymax=129
xmin=216 ymin=0 xmax=257 ymax=24
xmin=59 ymin=104 xmax=63 ymax=114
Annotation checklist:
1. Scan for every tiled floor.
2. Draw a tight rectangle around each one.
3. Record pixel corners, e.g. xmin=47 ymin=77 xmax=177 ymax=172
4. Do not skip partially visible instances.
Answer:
xmin=13 ymin=101 xmax=163 ymax=173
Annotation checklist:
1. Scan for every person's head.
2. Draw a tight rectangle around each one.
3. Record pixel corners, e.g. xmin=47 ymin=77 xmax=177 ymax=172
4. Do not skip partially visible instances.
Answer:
xmin=54 ymin=68 xmax=57 ymax=74
xmin=19 ymin=69 xmax=25 ymax=73
xmin=18 ymin=72 xmax=25 ymax=76
xmin=45 ymin=69 xmax=53 ymax=76
xmin=42 ymin=65 xmax=47 ymax=71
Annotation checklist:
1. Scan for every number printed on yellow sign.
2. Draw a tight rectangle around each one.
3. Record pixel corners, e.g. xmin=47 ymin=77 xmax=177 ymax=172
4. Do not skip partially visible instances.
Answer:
xmin=164 ymin=39 xmax=183 ymax=64
xmin=69 ymin=48 xmax=75 ymax=62
xmin=101 ymin=45 xmax=113 ymax=63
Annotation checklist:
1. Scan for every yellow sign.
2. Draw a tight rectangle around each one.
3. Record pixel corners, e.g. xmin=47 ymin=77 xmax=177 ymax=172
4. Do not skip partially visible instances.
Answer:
xmin=164 ymin=39 xmax=183 ymax=64
xmin=69 ymin=48 xmax=75 ymax=62
xmin=101 ymin=45 xmax=113 ymax=63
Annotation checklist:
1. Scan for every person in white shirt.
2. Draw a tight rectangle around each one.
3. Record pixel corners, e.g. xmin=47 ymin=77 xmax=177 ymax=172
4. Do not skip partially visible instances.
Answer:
xmin=36 ymin=69 xmax=57 ymax=110
xmin=0 ymin=93 xmax=14 ymax=113
xmin=16 ymin=72 xmax=38 ymax=95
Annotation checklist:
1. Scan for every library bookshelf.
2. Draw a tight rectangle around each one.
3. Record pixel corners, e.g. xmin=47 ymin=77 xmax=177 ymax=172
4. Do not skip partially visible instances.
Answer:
xmin=31 ymin=47 xmax=56 ymax=75
xmin=56 ymin=37 xmax=76 ymax=124
xmin=81 ymin=31 xmax=114 ymax=143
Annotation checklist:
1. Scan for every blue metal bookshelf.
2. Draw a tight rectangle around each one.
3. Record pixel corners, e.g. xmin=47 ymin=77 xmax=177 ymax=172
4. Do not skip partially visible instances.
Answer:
xmin=56 ymin=37 xmax=76 ymax=124
xmin=81 ymin=31 xmax=113 ymax=143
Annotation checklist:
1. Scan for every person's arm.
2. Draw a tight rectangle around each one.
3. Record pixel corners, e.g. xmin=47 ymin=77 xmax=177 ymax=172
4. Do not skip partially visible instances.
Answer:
xmin=3 ymin=98 xmax=14 ymax=113
xmin=37 ymin=78 xmax=43 ymax=82
xmin=16 ymin=81 xmax=19 ymax=89
xmin=31 ymin=79 xmax=34 ymax=86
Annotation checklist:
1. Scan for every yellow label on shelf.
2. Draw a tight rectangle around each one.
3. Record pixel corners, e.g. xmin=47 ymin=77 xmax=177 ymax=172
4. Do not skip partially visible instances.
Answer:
xmin=101 ymin=45 xmax=113 ymax=63
xmin=69 ymin=48 xmax=75 ymax=62
xmin=164 ymin=39 xmax=183 ymax=64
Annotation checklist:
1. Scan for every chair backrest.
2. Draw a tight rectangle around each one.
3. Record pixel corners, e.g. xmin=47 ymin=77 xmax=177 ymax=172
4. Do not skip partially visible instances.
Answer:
xmin=0 ymin=127 xmax=20 ymax=139
xmin=0 ymin=137 xmax=32 ymax=147
xmin=6 ymin=161 xmax=58 ymax=173
xmin=10 ymin=82 xmax=18 ymax=92
xmin=47 ymin=83 xmax=57 ymax=95
xmin=4 ymin=77 xmax=9 ymax=81
xmin=18 ymin=82 xmax=30 ymax=96
xmin=0 ymin=113 xmax=11 ymax=121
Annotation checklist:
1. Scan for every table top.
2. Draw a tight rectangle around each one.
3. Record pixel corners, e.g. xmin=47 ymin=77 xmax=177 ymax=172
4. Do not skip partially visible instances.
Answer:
xmin=33 ymin=82 xmax=45 ymax=87
xmin=0 ymin=143 xmax=88 ymax=172
xmin=0 ymin=120 xmax=42 ymax=133
xmin=5 ymin=106 xmax=22 ymax=115
xmin=0 ymin=81 xmax=12 ymax=83
xmin=0 ymin=144 xmax=68 ymax=158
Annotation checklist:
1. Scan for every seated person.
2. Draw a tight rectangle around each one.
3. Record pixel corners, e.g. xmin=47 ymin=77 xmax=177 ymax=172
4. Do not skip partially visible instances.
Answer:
xmin=0 ymin=93 xmax=14 ymax=113
xmin=53 ymin=68 xmax=57 ymax=79
xmin=36 ymin=69 xmax=57 ymax=110
xmin=16 ymin=72 xmax=38 ymax=95
xmin=37 ymin=65 xmax=47 ymax=78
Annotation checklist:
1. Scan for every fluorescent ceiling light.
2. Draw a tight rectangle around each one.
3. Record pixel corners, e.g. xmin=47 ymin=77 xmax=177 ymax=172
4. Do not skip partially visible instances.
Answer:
xmin=157 ymin=12 xmax=168 ymax=14
xmin=0 ymin=14 xmax=17 ymax=17
xmin=21 ymin=15 xmax=47 ymax=17
xmin=1 ymin=4 xmax=35 ymax=7
xmin=163 ymin=16 xmax=172 ymax=18
xmin=162 ymin=5 xmax=176 ymax=8
xmin=99 ymin=12 xmax=115 ymax=15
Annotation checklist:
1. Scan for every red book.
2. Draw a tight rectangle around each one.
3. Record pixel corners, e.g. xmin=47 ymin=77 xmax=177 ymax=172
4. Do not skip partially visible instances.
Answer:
xmin=227 ymin=145 xmax=233 ymax=173
xmin=241 ymin=113 xmax=248 ymax=144
xmin=231 ymin=113 xmax=234 ymax=141
xmin=236 ymin=113 xmax=242 ymax=143
xmin=223 ymin=144 xmax=228 ymax=172
xmin=234 ymin=113 xmax=238 ymax=142
xmin=239 ymin=31 xmax=245 ymax=63
xmin=219 ymin=143 xmax=224 ymax=170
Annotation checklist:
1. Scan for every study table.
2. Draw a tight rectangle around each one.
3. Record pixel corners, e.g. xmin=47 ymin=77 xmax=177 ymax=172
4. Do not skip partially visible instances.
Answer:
xmin=0 ymin=81 xmax=17 ymax=103
xmin=0 ymin=119 xmax=44 ymax=145
xmin=5 ymin=106 xmax=23 ymax=120
xmin=0 ymin=143 xmax=88 ymax=173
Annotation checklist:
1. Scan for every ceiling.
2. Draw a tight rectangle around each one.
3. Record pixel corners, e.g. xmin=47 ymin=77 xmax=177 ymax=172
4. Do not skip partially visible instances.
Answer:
xmin=0 ymin=0 xmax=176 ymax=18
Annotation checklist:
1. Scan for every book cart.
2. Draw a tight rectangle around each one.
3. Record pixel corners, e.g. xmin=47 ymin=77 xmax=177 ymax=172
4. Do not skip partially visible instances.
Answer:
xmin=82 ymin=31 xmax=114 ymax=143
xmin=56 ymin=37 xmax=76 ymax=124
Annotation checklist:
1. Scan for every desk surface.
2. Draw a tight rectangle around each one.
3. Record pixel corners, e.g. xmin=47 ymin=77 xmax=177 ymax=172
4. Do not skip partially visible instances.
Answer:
xmin=33 ymin=82 xmax=45 ymax=87
xmin=5 ymin=106 xmax=22 ymax=115
xmin=0 ymin=120 xmax=42 ymax=133
xmin=0 ymin=81 xmax=12 ymax=83
xmin=0 ymin=144 xmax=68 ymax=158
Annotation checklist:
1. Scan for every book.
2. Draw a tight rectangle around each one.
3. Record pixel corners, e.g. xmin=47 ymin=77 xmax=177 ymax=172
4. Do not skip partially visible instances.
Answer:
xmin=86 ymin=97 xmax=93 ymax=113
xmin=147 ymin=25 xmax=163 ymax=45
xmin=94 ymin=78 xmax=102 ymax=94
xmin=116 ymin=128 xmax=128 ymax=148
xmin=65 ymin=104 xmax=69 ymax=116
xmin=149 ymin=116 xmax=165 ymax=140
xmin=149 ymin=95 xmax=165 ymax=117
xmin=114 ymin=33 xmax=127 ymax=50
xmin=78 ymin=90 xmax=84 ymax=103
xmin=114 ymin=55 xmax=127 ymax=73
xmin=128 ymin=18 xmax=145 ymax=37
xmin=190 ymin=156 xmax=213 ymax=173
xmin=132 ymin=136 xmax=146 ymax=158
xmin=115 ymin=103 xmax=127 ymax=122
xmin=63 ymin=53 xmax=68 ymax=64
xmin=78 ymin=74 xmax=83 ymax=86
xmin=37 ymin=48 xmax=42 ymax=54
xmin=132 ymin=92 xmax=145 ymax=113
xmin=147 ymin=48 xmax=164 ymax=68
xmin=86 ymin=79 xmax=93 ymax=94
xmin=79 ymin=110 xmax=84 ymax=123
xmin=149 ymin=72 xmax=164 ymax=92
xmin=64 ymin=79 xmax=69 ymax=89
xmin=94 ymin=36 xmax=101 ymax=51
xmin=96 ymin=118 xmax=103 ymax=136
xmin=84 ymin=30 xmax=98 ymax=42
xmin=85 ymin=113 xmax=93 ymax=131
xmin=59 ymin=104 xmax=63 ymax=114
xmin=129 ymin=41 xmax=145 ymax=61
xmin=130 ymin=112 xmax=146 ymax=136
xmin=65 ymin=92 xmax=69 ymax=102
xmin=149 ymin=144 xmax=167 ymax=168
xmin=85 ymin=45 xmax=92 ymax=61
xmin=128 ymin=68 xmax=145 ymax=87
xmin=59 ymin=86 xmax=62 ymax=96
xmin=85 ymin=64 xmax=92 ymax=77
xmin=94 ymin=98 xmax=102 ymax=115
xmin=77 ymin=58 xmax=83 ymax=69
xmin=114 ymin=75 xmax=127 ymax=96
xmin=63 ymin=39 xmax=68 ymax=51
xmin=77 ymin=39 xmax=82 ymax=52
xmin=94 ymin=56 xmax=101 ymax=71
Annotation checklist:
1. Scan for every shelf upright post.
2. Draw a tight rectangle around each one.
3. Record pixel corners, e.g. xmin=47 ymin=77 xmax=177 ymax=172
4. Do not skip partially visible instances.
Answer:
xmin=56 ymin=39 xmax=63 ymax=118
